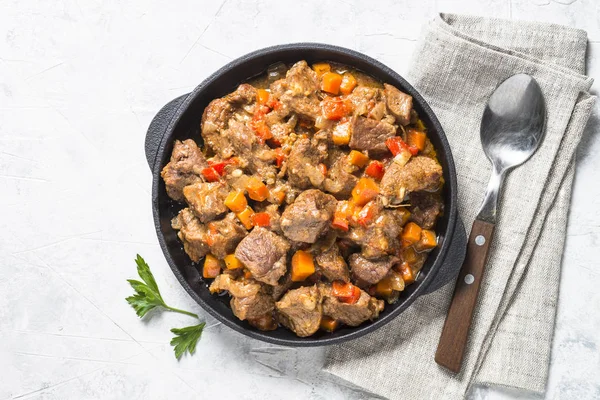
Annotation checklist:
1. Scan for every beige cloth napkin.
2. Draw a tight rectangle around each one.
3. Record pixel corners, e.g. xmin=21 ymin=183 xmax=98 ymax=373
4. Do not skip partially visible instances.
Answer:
xmin=323 ymin=14 xmax=596 ymax=399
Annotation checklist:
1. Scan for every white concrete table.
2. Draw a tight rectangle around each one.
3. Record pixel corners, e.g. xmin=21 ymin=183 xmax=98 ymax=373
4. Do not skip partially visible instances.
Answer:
xmin=1 ymin=1 xmax=598 ymax=399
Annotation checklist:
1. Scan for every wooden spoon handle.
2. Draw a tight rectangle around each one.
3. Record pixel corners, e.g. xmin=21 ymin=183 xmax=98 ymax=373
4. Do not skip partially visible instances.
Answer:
xmin=435 ymin=219 xmax=496 ymax=373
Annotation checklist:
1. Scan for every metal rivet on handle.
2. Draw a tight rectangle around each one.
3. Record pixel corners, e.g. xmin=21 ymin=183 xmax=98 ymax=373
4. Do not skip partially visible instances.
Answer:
xmin=475 ymin=235 xmax=486 ymax=246
xmin=464 ymin=274 xmax=475 ymax=285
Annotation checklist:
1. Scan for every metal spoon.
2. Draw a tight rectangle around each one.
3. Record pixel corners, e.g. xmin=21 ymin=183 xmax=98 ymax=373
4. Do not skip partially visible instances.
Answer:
xmin=435 ymin=74 xmax=546 ymax=373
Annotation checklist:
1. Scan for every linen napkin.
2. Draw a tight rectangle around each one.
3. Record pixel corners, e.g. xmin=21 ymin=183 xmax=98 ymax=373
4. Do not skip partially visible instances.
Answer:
xmin=323 ymin=14 xmax=596 ymax=399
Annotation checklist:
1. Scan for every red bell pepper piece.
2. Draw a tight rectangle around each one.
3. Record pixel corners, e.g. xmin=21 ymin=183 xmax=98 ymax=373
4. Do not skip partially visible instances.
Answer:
xmin=251 ymin=212 xmax=271 ymax=227
xmin=365 ymin=160 xmax=385 ymax=180
xmin=331 ymin=281 xmax=361 ymax=304
xmin=386 ymin=136 xmax=418 ymax=156
xmin=201 ymin=167 xmax=220 ymax=182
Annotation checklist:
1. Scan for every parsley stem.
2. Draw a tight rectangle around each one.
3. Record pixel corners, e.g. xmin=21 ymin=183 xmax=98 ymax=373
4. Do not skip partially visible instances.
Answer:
xmin=164 ymin=305 xmax=199 ymax=319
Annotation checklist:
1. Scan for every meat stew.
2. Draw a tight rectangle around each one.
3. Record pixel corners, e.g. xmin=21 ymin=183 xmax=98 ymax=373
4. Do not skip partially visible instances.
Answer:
xmin=161 ymin=60 xmax=444 ymax=337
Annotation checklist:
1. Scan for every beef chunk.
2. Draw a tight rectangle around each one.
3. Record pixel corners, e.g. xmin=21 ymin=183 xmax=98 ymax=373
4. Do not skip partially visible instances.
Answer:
xmin=161 ymin=139 xmax=207 ymax=201
xmin=409 ymin=192 xmax=443 ymax=229
xmin=286 ymin=137 xmax=328 ymax=189
xmin=207 ymin=213 xmax=247 ymax=259
xmin=183 ymin=182 xmax=228 ymax=223
xmin=276 ymin=285 xmax=322 ymax=337
xmin=315 ymin=244 xmax=350 ymax=282
xmin=323 ymin=149 xmax=358 ymax=198
xmin=271 ymin=61 xmax=320 ymax=120
xmin=281 ymin=189 xmax=337 ymax=243
xmin=225 ymin=83 xmax=257 ymax=105
xmin=350 ymin=253 xmax=399 ymax=285
xmin=270 ymin=272 xmax=293 ymax=300
xmin=172 ymin=208 xmax=209 ymax=262
xmin=209 ymin=274 xmax=274 ymax=320
xmin=384 ymin=84 xmax=412 ymax=126
xmin=201 ymin=99 xmax=235 ymax=158
xmin=235 ymin=227 xmax=290 ymax=285
xmin=349 ymin=116 xmax=396 ymax=154
xmin=381 ymin=156 xmax=443 ymax=203
xmin=362 ymin=208 xmax=410 ymax=259
xmin=320 ymin=284 xmax=384 ymax=326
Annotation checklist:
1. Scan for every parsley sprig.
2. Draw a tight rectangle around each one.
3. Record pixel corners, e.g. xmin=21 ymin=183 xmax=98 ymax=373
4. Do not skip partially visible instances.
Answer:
xmin=126 ymin=254 xmax=204 ymax=359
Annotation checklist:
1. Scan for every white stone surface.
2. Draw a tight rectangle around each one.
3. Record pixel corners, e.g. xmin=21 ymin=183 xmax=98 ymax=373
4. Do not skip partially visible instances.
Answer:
xmin=1 ymin=1 xmax=598 ymax=399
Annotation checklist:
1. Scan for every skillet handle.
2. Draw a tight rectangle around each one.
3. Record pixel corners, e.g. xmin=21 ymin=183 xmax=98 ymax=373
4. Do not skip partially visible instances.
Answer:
xmin=145 ymin=94 xmax=189 ymax=171
xmin=422 ymin=216 xmax=467 ymax=295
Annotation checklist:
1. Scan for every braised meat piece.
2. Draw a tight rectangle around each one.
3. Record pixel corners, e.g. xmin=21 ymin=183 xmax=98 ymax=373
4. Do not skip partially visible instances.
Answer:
xmin=350 ymin=253 xmax=399 ymax=285
xmin=161 ymin=139 xmax=207 ymax=201
xmin=320 ymin=284 xmax=384 ymax=326
xmin=270 ymin=61 xmax=321 ymax=120
xmin=323 ymin=149 xmax=358 ymax=198
xmin=281 ymin=189 xmax=337 ymax=243
xmin=209 ymin=274 xmax=275 ymax=320
xmin=315 ymin=244 xmax=350 ymax=282
xmin=409 ymin=192 xmax=444 ymax=229
xmin=225 ymin=83 xmax=257 ymax=105
xmin=286 ymin=137 xmax=328 ymax=189
xmin=384 ymin=83 xmax=413 ymax=126
xmin=276 ymin=285 xmax=322 ymax=337
xmin=349 ymin=116 xmax=396 ymax=154
xmin=362 ymin=208 xmax=410 ymax=259
xmin=183 ymin=182 xmax=228 ymax=223
xmin=235 ymin=227 xmax=290 ymax=285
xmin=206 ymin=213 xmax=247 ymax=259
xmin=172 ymin=208 xmax=209 ymax=262
xmin=381 ymin=156 xmax=443 ymax=203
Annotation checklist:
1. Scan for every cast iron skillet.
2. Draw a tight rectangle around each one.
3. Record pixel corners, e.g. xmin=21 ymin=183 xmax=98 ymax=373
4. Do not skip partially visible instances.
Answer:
xmin=145 ymin=43 xmax=466 ymax=346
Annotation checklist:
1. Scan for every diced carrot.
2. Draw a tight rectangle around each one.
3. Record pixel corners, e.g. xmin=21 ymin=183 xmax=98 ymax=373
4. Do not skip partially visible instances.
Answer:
xmin=339 ymin=73 xmax=357 ymax=95
xmin=331 ymin=281 xmax=361 ymax=304
xmin=224 ymin=254 xmax=244 ymax=270
xmin=251 ymin=212 xmax=271 ymax=227
xmin=318 ymin=163 xmax=328 ymax=176
xmin=320 ymin=316 xmax=339 ymax=332
xmin=291 ymin=250 xmax=315 ymax=282
xmin=256 ymin=89 xmax=270 ymax=105
xmin=321 ymin=72 xmax=343 ymax=95
xmin=375 ymin=276 xmax=394 ymax=297
xmin=351 ymin=177 xmax=379 ymax=207
xmin=398 ymin=261 xmax=415 ymax=284
xmin=201 ymin=167 xmax=220 ymax=182
xmin=357 ymin=201 xmax=378 ymax=227
xmin=224 ymin=190 xmax=248 ymax=213
xmin=236 ymin=206 xmax=255 ymax=230
xmin=202 ymin=254 xmax=221 ymax=278
xmin=246 ymin=177 xmax=269 ymax=201
xmin=365 ymin=160 xmax=385 ymax=180
xmin=386 ymin=136 xmax=418 ymax=157
xmin=332 ymin=211 xmax=349 ymax=231
xmin=347 ymin=150 xmax=369 ymax=168
xmin=270 ymin=187 xmax=286 ymax=205
xmin=418 ymin=229 xmax=437 ymax=250
xmin=407 ymin=129 xmax=427 ymax=152
xmin=322 ymin=97 xmax=350 ymax=120
xmin=243 ymin=269 xmax=253 ymax=279
xmin=401 ymin=222 xmax=422 ymax=245
xmin=312 ymin=62 xmax=331 ymax=77
xmin=332 ymin=121 xmax=351 ymax=145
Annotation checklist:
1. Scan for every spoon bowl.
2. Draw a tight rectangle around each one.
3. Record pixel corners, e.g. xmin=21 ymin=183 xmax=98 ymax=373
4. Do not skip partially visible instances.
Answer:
xmin=481 ymin=74 xmax=546 ymax=170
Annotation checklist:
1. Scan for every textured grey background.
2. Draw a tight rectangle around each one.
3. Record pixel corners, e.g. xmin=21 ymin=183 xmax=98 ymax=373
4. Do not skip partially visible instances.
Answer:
xmin=1 ymin=1 xmax=598 ymax=399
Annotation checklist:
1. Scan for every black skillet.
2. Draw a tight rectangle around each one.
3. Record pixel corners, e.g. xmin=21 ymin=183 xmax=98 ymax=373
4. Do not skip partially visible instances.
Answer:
xmin=145 ymin=43 xmax=467 ymax=346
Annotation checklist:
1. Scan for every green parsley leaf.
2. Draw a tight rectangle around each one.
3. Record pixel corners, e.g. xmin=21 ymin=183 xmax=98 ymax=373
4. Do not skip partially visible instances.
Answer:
xmin=125 ymin=254 xmax=198 ymax=319
xmin=170 ymin=323 xmax=206 ymax=359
